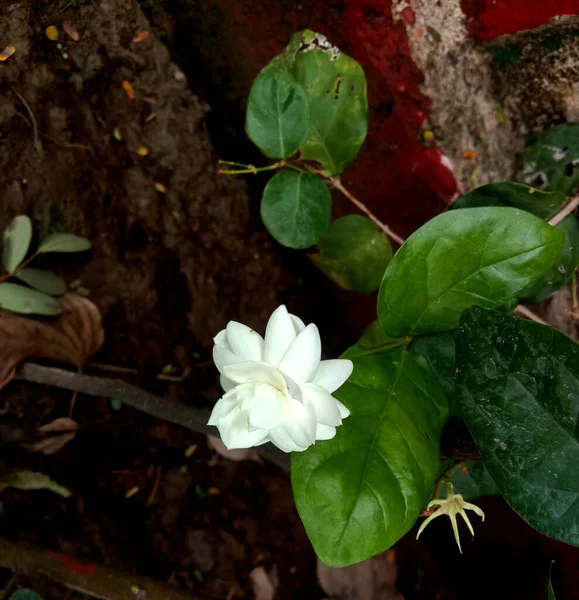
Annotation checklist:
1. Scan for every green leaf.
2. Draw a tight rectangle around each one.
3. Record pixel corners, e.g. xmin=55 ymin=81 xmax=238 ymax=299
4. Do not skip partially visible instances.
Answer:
xmin=311 ymin=215 xmax=392 ymax=293
xmin=378 ymin=207 xmax=565 ymax=337
xmin=0 ymin=282 xmax=60 ymax=316
xmin=519 ymin=215 xmax=579 ymax=303
xmin=449 ymin=461 xmax=500 ymax=501
xmin=245 ymin=67 xmax=309 ymax=159
xmin=522 ymin=123 xmax=579 ymax=194
xmin=411 ymin=331 xmax=459 ymax=415
xmin=38 ymin=233 xmax=91 ymax=254
xmin=450 ymin=182 xmax=566 ymax=220
xmin=9 ymin=591 xmax=45 ymax=600
xmin=3 ymin=215 xmax=32 ymax=274
xmin=357 ymin=320 xmax=402 ymax=349
xmin=545 ymin=561 xmax=557 ymax=600
xmin=293 ymin=40 xmax=368 ymax=175
xmin=291 ymin=346 xmax=448 ymax=567
xmin=261 ymin=170 xmax=331 ymax=249
xmin=14 ymin=268 xmax=67 ymax=296
xmin=456 ymin=307 xmax=579 ymax=547
xmin=0 ymin=470 xmax=71 ymax=497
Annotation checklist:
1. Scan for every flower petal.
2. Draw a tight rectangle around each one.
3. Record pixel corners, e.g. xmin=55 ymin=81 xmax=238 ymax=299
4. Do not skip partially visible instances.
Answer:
xmin=220 ymin=374 xmax=236 ymax=392
xmin=223 ymin=361 xmax=287 ymax=391
xmin=313 ymin=359 xmax=353 ymax=393
xmin=291 ymin=314 xmax=306 ymax=333
xmin=279 ymin=324 xmax=321 ymax=383
xmin=269 ymin=427 xmax=304 ymax=453
xmin=302 ymin=383 xmax=342 ymax=426
xmin=264 ymin=305 xmax=299 ymax=366
xmin=416 ymin=510 xmax=444 ymax=540
xmin=219 ymin=409 xmax=269 ymax=449
xmin=315 ymin=423 xmax=336 ymax=440
xmin=214 ymin=329 xmax=231 ymax=350
xmin=213 ymin=345 xmax=245 ymax=373
xmin=336 ymin=399 xmax=350 ymax=419
xmin=246 ymin=383 xmax=286 ymax=430
xmin=284 ymin=398 xmax=316 ymax=448
xmin=226 ymin=321 xmax=264 ymax=361
xmin=463 ymin=501 xmax=485 ymax=520
xmin=207 ymin=393 xmax=238 ymax=425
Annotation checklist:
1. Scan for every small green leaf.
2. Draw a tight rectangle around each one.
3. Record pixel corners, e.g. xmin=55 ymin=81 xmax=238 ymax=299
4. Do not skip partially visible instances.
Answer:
xmin=261 ymin=170 xmax=331 ymax=249
xmin=457 ymin=307 xmax=579 ymax=547
xmin=9 ymin=591 xmax=45 ymax=600
xmin=0 ymin=470 xmax=71 ymax=497
xmin=449 ymin=461 xmax=500 ymax=501
xmin=357 ymin=320 xmax=401 ymax=349
xmin=522 ymin=123 xmax=579 ymax=194
xmin=545 ymin=561 xmax=557 ymax=600
xmin=3 ymin=215 xmax=32 ymax=274
xmin=38 ymin=232 xmax=91 ymax=254
xmin=378 ymin=207 xmax=565 ymax=337
xmin=311 ymin=215 xmax=392 ymax=293
xmin=246 ymin=67 xmax=309 ymax=159
xmin=291 ymin=346 xmax=448 ymax=567
xmin=14 ymin=268 xmax=67 ymax=296
xmin=450 ymin=182 xmax=566 ymax=220
xmin=293 ymin=42 xmax=368 ymax=175
xmin=110 ymin=397 xmax=122 ymax=411
xmin=0 ymin=282 xmax=60 ymax=315
xmin=519 ymin=215 xmax=579 ymax=303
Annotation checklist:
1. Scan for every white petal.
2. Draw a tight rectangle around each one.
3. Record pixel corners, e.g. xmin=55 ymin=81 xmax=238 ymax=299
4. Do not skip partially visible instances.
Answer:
xmin=269 ymin=426 xmax=305 ymax=452
xmin=219 ymin=409 xmax=269 ymax=449
xmin=207 ymin=394 xmax=238 ymax=425
xmin=213 ymin=345 xmax=245 ymax=373
xmin=290 ymin=314 xmax=306 ymax=333
xmin=313 ymin=359 xmax=353 ymax=393
xmin=245 ymin=383 xmax=286 ymax=430
xmin=336 ymin=399 xmax=350 ymax=419
xmin=284 ymin=399 xmax=316 ymax=448
xmin=316 ymin=423 xmax=337 ymax=441
xmin=302 ymin=383 xmax=342 ymax=426
xmin=220 ymin=374 xmax=236 ymax=392
xmin=264 ymin=305 xmax=298 ymax=366
xmin=226 ymin=321 xmax=264 ymax=361
xmin=279 ymin=324 xmax=321 ymax=383
xmin=223 ymin=361 xmax=287 ymax=391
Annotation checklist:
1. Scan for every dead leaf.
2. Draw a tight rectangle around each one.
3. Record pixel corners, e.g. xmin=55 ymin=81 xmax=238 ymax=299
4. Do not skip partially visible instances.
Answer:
xmin=122 ymin=80 xmax=135 ymax=100
xmin=0 ymin=45 xmax=16 ymax=62
xmin=62 ymin=23 xmax=80 ymax=41
xmin=207 ymin=435 xmax=261 ymax=464
xmin=0 ymin=470 xmax=71 ymax=497
xmin=25 ymin=417 xmax=80 ymax=455
xmin=0 ymin=293 xmax=104 ymax=389
xmin=249 ymin=566 xmax=277 ymax=600
xmin=132 ymin=31 xmax=150 ymax=43
xmin=38 ymin=417 xmax=79 ymax=434
xmin=45 ymin=26 xmax=59 ymax=41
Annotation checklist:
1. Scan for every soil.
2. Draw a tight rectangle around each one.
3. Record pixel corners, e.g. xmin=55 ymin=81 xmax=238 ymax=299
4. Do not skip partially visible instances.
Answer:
xmin=0 ymin=1 xmax=578 ymax=600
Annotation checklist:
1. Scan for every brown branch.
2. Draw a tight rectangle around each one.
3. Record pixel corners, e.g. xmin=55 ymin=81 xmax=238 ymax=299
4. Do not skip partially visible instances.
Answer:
xmin=0 ymin=537 xmax=203 ymax=600
xmin=513 ymin=304 xmax=548 ymax=326
xmin=549 ymin=195 xmax=579 ymax=227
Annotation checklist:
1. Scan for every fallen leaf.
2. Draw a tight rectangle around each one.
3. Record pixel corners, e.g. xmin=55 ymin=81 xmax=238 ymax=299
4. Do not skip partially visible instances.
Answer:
xmin=0 ymin=293 xmax=104 ymax=389
xmin=25 ymin=432 xmax=76 ymax=455
xmin=0 ymin=470 xmax=71 ymax=497
xmin=0 ymin=45 xmax=16 ymax=62
xmin=136 ymin=146 xmax=149 ymax=156
xmin=463 ymin=149 xmax=478 ymax=160
xmin=45 ymin=26 xmax=59 ymax=41
xmin=249 ymin=566 xmax=277 ymax=600
xmin=125 ymin=486 xmax=140 ymax=499
xmin=122 ymin=80 xmax=135 ymax=100
xmin=62 ymin=23 xmax=80 ymax=41
xmin=38 ymin=417 xmax=79 ymax=434
xmin=154 ymin=182 xmax=167 ymax=194
xmin=207 ymin=435 xmax=261 ymax=464
xmin=132 ymin=31 xmax=150 ymax=43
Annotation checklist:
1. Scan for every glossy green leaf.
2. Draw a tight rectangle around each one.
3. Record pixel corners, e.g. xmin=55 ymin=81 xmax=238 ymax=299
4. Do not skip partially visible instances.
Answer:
xmin=291 ymin=346 xmax=448 ymax=567
xmin=246 ymin=67 xmax=309 ymax=159
xmin=457 ymin=307 xmax=579 ymax=546
xmin=38 ymin=233 xmax=91 ymax=254
xmin=519 ymin=215 xmax=579 ymax=303
xmin=3 ymin=215 xmax=32 ymax=274
xmin=14 ymin=268 xmax=67 ymax=296
xmin=0 ymin=282 xmax=60 ymax=316
xmin=9 ymin=591 xmax=44 ymax=600
xmin=357 ymin=320 xmax=402 ymax=349
xmin=261 ymin=170 xmax=331 ymax=249
xmin=522 ymin=123 xmax=579 ymax=194
xmin=411 ymin=331 xmax=459 ymax=415
xmin=449 ymin=461 xmax=500 ymax=501
xmin=311 ymin=215 xmax=392 ymax=293
xmin=378 ymin=207 xmax=565 ymax=337
xmin=293 ymin=41 xmax=368 ymax=175
xmin=450 ymin=182 xmax=566 ymax=220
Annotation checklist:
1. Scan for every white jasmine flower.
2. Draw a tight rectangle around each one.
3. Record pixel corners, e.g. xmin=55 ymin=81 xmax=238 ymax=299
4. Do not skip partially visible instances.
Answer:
xmin=208 ymin=305 xmax=353 ymax=453
xmin=416 ymin=483 xmax=485 ymax=553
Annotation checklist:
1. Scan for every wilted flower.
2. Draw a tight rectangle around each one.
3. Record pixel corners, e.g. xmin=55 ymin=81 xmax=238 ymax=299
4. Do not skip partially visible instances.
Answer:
xmin=209 ymin=305 xmax=353 ymax=452
xmin=416 ymin=483 xmax=485 ymax=553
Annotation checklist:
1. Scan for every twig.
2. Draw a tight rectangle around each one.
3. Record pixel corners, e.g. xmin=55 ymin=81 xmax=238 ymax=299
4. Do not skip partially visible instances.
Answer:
xmin=11 ymin=89 xmax=41 ymax=153
xmin=329 ymin=176 xmax=405 ymax=245
xmin=0 ymin=537 xmax=201 ymax=600
xmin=549 ymin=195 xmax=579 ymax=226
xmin=432 ymin=460 xmax=465 ymax=500
xmin=147 ymin=466 xmax=163 ymax=506
xmin=514 ymin=304 xmax=549 ymax=326
xmin=572 ymin=270 xmax=578 ymax=316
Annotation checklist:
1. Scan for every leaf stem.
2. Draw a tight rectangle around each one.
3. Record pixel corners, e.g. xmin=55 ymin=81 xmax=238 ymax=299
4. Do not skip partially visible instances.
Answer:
xmin=513 ymin=304 xmax=548 ymax=326
xmin=218 ymin=160 xmax=285 ymax=175
xmin=433 ymin=460 xmax=466 ymax=500
xmin=0 ymin=252 xmax=39 ymax=284
xmin=351 ymin=336 xmax=412 ymax=358
xmin=328 ymin=176 xmax=406 ymax=245
xmin=549 ymin=195 xmax=579 ymax=226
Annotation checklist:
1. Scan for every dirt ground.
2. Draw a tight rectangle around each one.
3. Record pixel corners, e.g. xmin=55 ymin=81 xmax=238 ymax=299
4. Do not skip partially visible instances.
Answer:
xmin=0 ymin=1 xmax=578 ymax=599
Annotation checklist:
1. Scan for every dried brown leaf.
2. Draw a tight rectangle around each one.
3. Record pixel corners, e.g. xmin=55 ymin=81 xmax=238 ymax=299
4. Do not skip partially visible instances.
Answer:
xmin=62 ymin=23 xmax=80 ymax=41
xmin=38 ymin=417 xmax=79 ymax=434
xmin=0 ymin=293 xmax=104 ymax=389
xmin=25 ymin=432 xmax=76 ymax=455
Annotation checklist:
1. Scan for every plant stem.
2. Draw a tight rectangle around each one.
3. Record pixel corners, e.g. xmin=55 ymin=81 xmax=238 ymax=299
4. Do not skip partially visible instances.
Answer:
xmin=549 ymin=195 xmax=579 ymax=226
xmin=432 ymin=460 xmax=466 ymax=500
xmin=572 ymin=269 xmax=578 ymax=314
xmin=218 ymin=160 xmax=284 ymax=175
xmin=328 ymin=176 xmax=406 ymax=245
xmin=514 ymin=304 xmax=548 ymax=326
xmin=0 ymin=252 xmax=39 ymax=285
